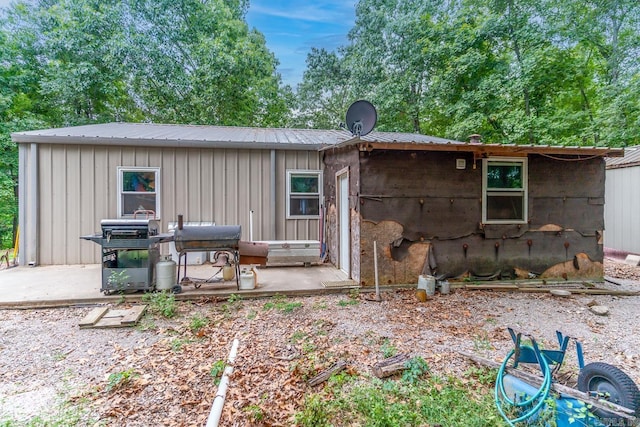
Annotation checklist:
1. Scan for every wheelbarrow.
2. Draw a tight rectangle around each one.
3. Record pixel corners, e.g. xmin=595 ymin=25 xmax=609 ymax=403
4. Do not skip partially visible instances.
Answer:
xmin=495 ymin=327 xmax=639 ymax=426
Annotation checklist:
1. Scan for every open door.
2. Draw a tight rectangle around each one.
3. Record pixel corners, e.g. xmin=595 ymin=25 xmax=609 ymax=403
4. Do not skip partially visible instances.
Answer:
xmin=337 ymin=170 xmax=350 ymax=277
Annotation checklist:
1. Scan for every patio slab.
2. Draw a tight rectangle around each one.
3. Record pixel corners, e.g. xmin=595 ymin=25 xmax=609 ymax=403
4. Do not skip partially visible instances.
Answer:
xmin=0 ymin=263 xmax=354 ymax=308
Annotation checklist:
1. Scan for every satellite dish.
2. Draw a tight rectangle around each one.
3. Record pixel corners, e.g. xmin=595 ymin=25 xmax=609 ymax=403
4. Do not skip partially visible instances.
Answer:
xmin=345 ymin=100 xmax=377 ymax=137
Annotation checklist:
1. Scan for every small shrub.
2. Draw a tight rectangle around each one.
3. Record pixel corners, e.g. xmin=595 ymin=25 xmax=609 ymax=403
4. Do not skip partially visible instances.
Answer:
xmin=402 ymin=357 xmax=429 ymax=384
xmin=142 ymin=291 xmax=177 ymax=318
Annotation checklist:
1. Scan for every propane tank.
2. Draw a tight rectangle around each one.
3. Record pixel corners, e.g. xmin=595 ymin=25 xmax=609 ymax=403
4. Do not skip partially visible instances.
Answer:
xmin=156 ymin=255 xmax=177 ymax=291
xmin=222 ymin=263 xmax=235 ymax=281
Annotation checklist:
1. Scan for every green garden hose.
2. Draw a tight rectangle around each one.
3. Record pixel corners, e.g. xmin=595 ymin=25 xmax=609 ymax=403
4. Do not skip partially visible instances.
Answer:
xmin=495 ymin=346 xmax=553 ymax=425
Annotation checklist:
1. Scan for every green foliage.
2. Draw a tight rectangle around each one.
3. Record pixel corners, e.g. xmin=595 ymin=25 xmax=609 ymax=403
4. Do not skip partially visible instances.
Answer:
xmin=263 ymin=294 xmax=303 ymax=313
xmin=295 ymin=0 xmax=640 ymax=147
xmin=210 ymin=359 xmax=226 ymax=385
xmin=106 ymin=368 xmax=138 ymax=392
xmin=402 ymin=356 xmax=429 ymax=384
xmin=380 ymin=339 xmax=397 ymax=358
xmin=296 ymin=375 xmax=505 ymax=426
xmin=188 ymin=313 xmax=209 ymax=333
xmin=142 ymin=291 xmax=177 ymax=318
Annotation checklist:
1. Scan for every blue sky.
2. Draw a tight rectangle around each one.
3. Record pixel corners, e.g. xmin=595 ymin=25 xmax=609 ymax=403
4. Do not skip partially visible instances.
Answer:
xmin=0 ymin=0 xmax=357 ymax=88
xmin=246 ymin=0 xmax=357 ymax=88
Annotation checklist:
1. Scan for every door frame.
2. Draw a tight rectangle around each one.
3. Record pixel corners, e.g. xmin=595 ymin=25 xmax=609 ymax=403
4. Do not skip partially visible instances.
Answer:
xmin=336 ymin=167 xmax=350 ymax=277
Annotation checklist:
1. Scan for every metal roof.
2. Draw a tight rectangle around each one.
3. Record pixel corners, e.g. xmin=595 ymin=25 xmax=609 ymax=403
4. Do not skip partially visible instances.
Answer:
xmin=11 ymin=123 xmax=352 ymax=150
xmin=11 ymin=122 xmax=624 ymax=157
xmin=606 ymin=146 xmax=640 ymax=169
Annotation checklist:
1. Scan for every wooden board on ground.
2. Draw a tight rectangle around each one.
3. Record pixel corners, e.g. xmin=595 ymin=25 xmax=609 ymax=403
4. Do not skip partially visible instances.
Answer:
xmin=79 ymin=305 xmax=147 ymax=329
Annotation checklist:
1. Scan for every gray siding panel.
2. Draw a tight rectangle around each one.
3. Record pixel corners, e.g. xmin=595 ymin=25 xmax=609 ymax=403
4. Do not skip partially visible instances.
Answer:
xmin=32 ymin=144 xmax=321 ymax=264
xmin=605 ymin=166 xmax=640 ymax=253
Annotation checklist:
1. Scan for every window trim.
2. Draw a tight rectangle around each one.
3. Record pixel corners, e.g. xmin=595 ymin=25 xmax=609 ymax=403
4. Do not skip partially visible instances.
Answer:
xmin=286 ymin=169 xmax=323 ymax=219
xmin=117 ymin=166 xmax=161 ymax=219
xmin=482 ymin=157 xmax=528 ymax=224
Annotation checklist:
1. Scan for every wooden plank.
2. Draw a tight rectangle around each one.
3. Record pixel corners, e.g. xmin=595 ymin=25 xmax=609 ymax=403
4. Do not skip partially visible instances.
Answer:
xmin=79 ymin=306 xmax=147 ymax=329
xmin=78 ymin=307 xmax=109 ymax=328
xmin=308 ymin=361 xmax=347 ymax=387
xmin=121 ymin=305 xmax=147 ymax=324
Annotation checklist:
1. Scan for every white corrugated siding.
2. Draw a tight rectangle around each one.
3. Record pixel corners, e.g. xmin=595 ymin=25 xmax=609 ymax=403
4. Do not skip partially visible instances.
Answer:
xmin=604 ymin=165 xmax=640 ymax=254
xmin=36 ymin=144 xmax=320 ymax=264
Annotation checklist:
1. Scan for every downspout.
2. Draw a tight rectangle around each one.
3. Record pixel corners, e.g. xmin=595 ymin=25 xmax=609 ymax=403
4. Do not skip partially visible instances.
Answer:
xmin=18 ymin=144 xmax=26 ymax=266
xmin=29 ymin=143 xmax=38 ymax=266
xmin=270 ymin=149 xmax=276 ymax=240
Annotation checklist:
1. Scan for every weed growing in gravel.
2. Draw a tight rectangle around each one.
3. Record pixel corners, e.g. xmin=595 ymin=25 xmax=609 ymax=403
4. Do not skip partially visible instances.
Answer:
xmin=106 ymin=368 xmax=138 ymax=392
xmin=170 ymin=337 xmax=199 ymax=352
xmin=244 ymin=404 xmax=265 ymax=422
xmin=337 ymin=298 xmax=358 ymax=307
xmin=263 ymin=294 xmax=303 ymax=313
xmin=473 ymin=332 xmax=493 ymax=351
xmin=246 ymin=309 xmax=257 ymax=320
xmin=380 ymin=338 xmax=397 ymax=358
xmin=312 ymin=301 xmax=327 ymax=310
xmin=210 ymin=360 xmax=225 ymax=385
xmin=142 ymin=292 xmax=177 ymax=318
xmin=0 ymin=400 xmax=96 ymax=427
xmin=189 ymin=313 xmax=209 ymax=333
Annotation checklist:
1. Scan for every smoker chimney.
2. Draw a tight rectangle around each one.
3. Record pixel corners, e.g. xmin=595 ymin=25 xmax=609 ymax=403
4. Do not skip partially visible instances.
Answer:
xmin=469 ymin=134 xmax=482 ymax=144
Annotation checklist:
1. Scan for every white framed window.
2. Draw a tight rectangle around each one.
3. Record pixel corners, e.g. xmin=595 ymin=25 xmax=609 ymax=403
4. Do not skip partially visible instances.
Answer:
xmin=117 ymin=167 xmax=161 ymax=219
xmin=482 ymin=158 xmax=527 ymax=224
xmin=286 ymin=170 xmax=323 ymax=219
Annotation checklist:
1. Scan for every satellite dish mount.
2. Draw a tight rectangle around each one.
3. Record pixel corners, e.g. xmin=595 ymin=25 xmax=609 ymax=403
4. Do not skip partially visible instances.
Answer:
xmin=345 ymin=100 xmax=377 ymax=137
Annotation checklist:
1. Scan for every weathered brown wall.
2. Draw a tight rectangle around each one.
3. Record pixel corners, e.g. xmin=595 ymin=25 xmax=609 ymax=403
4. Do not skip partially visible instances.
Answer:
xmin=355 ymin=150 xmax=605 ymax=285
xmin=322 ymin=148 xmax=361 ymax=282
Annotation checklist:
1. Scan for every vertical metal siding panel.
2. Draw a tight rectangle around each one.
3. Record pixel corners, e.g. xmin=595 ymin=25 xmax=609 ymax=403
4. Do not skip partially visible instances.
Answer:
xmin=238 ymin=150 xmax=252 ymax=234
xmin=200 ymin=149 xmax=215 ymax=223
xmin=107 ymin=147 xmax=123 ymax=218
xmin=605 ymin=167 xmax=640 ymax=254
xmin=187 ymin=149 xmax=203 ymax=220
xmin=225 ymin=150 xmax=239 ymax=226
xmin=174 ymin=149 xmax=189 ymax=219
xmin=50 ymin=146 xmax=67 ymax=264
xmin=254 ymin=150 xmax=271 ymax=240
xmin=80 ymin=146 xmax=101 ymax=264
xmin=37 ymin=145 xmax=53 ymax=264
xmin=65 ymin=146 xmax=81 ymax=264
xmin=213 ymin=150 xmax=226 ymax=225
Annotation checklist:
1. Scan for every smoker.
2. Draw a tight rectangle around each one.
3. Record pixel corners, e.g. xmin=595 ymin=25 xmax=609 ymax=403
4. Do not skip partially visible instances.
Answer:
xmin=173 ymin=215 xmax=242 ymax=290
xmin=81 ymin=219 xmax=174 ymax=294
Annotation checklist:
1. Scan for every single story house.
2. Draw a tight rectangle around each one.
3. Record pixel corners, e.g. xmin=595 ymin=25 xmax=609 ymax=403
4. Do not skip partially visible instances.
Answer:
xmin=12 ymin=123 xmax=623 ymax=285
xmin=605 ymin=146 xmax=640 ymax=255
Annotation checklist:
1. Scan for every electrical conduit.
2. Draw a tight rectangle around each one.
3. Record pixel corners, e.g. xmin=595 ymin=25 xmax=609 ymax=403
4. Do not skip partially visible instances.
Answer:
xmin=206 ymin=338 xmax=240 ymax=427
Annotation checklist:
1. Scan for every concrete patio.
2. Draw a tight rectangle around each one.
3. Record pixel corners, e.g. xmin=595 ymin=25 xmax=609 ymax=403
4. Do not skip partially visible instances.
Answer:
xmin=0 ymin=262 xmax=356 ymax=308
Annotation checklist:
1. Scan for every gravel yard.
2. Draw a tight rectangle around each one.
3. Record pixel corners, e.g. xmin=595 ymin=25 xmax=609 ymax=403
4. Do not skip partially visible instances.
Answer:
xmin=0 ymin=257 xmax=639 ymax=425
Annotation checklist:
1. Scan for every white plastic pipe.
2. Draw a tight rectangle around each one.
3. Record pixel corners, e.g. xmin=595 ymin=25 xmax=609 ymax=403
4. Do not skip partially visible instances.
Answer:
xmin=206 ymin=338 xmax=240 ymax=427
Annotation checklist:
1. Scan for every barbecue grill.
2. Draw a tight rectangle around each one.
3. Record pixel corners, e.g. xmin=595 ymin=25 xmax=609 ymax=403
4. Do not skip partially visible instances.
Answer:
xmin=173 ymin=216 xmax=242 ymax=290
xmin=81 ymin=219 xmax=174 ymax=294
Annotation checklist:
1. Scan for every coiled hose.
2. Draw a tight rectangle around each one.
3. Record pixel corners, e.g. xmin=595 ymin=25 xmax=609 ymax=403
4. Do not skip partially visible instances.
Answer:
xmin=495 ymin=346 xmax=553 ymax=426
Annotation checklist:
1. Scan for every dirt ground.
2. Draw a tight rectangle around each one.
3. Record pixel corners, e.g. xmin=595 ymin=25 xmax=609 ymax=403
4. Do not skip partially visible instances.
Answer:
xmin=1 ymin=258 xmax=639 ymax=426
